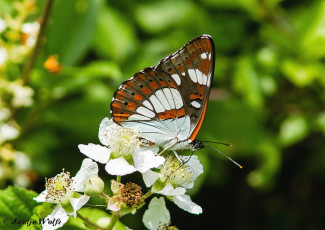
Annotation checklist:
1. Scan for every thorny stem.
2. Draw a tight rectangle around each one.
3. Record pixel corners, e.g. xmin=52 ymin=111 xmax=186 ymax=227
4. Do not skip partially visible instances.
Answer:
xmin=22 ymin=0 xmax=55 ymax=85
xmin=77 ymin=212 xmax=106 ymax=230
xmin=107 ymin=211 xmax=119 ymax=230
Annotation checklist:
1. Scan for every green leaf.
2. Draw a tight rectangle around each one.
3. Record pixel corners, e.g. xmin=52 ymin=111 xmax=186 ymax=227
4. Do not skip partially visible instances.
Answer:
xmin=0 ymin=186 xmax=39 ymax=230
xmin=91 ymin=5 xmax=137 ymax=62
xmin=233 ymin=56 xmax=264 ymax=109
xmin=295 ymin=0 xmax=325 ymax=59
xmin=279 ymin=115 xmax=309 ymax=146
xmin=135 ymin=1 xmax=195 ymax=33
xmin=281 ymin=59 xmax=319 ymax=87
xmin=45 ymin=0 xmax=102 ymax=66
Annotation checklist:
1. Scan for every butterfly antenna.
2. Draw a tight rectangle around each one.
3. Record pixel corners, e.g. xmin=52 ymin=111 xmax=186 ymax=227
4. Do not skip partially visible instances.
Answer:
xmin=201 ymin=140 xmax=232 ymax=147
xmin=204 ymin=143 xmax=243 ymax=169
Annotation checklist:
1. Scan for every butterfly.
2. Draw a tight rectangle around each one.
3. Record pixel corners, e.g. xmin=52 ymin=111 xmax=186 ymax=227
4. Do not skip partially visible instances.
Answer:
xmin=110 ymin=35 xmax=215 ymax=152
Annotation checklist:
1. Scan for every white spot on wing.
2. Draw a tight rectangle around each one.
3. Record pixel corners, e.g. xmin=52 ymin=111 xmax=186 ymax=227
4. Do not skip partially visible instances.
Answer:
xmin=170 ymin=88 xmax=183 ymax=109
xmin=143 ymin=100 xmax=153 ymax=110
xmin=155 ymin=89 xmax=171 ymax=110
xmin=171 ymin=74 xmax=181 ymax=85
xmin=203 ymin=73 xmax=207 ymax=85
xmin=128 ymin=114 xmax=150 ymax=121
xmin=201 ymin=53 xmax=208 ymax=59
xmin=181 ymin=72 xmax=186 ymax=76
xmin=191 ymin=101 xmax=201 ymax=109
xmin=188 ymin=69 xmax=197 ymax=83
xmin=207 ymin=76 xmax=212 ymax=87
xmin=196 ymin=69 xmax=203 ymax=85
xmin=136 ymin=106 xmax=155 ymax=118
xmin=149 ymin=95 xmax=165 ymax=113
xmin=163 ymin=88 xmax=175 ymax=109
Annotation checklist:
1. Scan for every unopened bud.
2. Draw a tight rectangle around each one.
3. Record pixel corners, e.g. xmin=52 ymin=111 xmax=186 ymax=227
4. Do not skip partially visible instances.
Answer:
xmin=84 ymin=175 xmax=104 ymax=196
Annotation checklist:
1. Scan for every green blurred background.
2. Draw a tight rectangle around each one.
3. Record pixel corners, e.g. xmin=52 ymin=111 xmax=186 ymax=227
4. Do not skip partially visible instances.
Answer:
xmin=1 ymin=0 xmax=325 ymax=229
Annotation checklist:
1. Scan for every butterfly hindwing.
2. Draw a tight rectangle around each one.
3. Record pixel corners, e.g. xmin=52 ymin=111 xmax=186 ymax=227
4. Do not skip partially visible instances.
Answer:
xmin=156 ymin=35 xmax=215 ymax=140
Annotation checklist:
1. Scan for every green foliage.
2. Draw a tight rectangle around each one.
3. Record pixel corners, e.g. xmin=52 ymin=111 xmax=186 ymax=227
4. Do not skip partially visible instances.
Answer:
xmin=1 ymin=0 xmax=325 ymax=229
xmin=0 ymin=186 xmax=40 ymax=230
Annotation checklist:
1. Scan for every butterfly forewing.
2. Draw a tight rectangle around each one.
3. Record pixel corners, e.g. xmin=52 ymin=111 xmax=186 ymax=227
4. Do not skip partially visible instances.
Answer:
xmin=110 ymin=35 xmax=215 ymax=149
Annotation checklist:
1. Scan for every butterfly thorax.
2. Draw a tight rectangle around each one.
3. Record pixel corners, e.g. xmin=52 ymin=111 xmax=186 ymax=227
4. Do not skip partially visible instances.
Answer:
xmin=161 ymin=138 xmax=204 ymax=151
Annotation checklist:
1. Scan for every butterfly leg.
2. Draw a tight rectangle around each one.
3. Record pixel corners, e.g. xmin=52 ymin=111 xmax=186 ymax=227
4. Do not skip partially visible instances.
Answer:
xmin=156 ymin=140 xmax=178 ymax=156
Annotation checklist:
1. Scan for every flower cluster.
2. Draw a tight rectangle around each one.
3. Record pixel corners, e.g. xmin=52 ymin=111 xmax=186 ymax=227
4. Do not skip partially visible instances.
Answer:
xmin=35 ymin=117 xmax=204 ymax=229
xmin=0 ymin=0 xmax=40 ymax=188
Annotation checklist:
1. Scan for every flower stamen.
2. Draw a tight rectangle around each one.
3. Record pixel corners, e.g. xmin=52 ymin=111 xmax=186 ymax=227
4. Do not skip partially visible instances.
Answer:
xmin=160 ymin=155 xmax=193 ymax=186
xmin=45 ymin=170 xmax=74 ymax=203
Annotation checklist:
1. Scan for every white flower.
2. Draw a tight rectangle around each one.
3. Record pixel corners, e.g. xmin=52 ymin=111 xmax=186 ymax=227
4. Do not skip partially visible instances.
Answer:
xmin=34 ymin=158 xmax=98 ymax=230
xmin=11 ymin=84 xmax=34 ymax=107
xmin=0 ymin=47 xmax=8 ymax=67
xmin=143 ymin=197 xmax=170 ymax=230
xmin=143 ymin=154 xmax=203 ymax=215
xmin=0 ymin=18 xmax=7 ymax=33
xmin=21 ymin=22 xmax=39 ymax=47
xmin=14 ymin=151 xmax=32 ymax=170
xmin=0 ymin=107 xmax=11 ymax=121
xmin=78 ymin=118 xmax=165 ymax=176
xmin=0 ymin=123 xmax=19 ymax=143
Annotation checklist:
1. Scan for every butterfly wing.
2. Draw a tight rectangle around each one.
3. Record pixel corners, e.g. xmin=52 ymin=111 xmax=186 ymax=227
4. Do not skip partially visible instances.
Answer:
xmin=155 ymin=34 xmax=215 ymax=141
xmin=110 ymin=35 xmax=215 ymax=148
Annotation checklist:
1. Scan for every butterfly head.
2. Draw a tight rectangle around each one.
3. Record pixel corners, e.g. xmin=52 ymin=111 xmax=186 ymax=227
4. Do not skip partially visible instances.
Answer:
xmin=191 ymin=139 xmax=204 ymax=150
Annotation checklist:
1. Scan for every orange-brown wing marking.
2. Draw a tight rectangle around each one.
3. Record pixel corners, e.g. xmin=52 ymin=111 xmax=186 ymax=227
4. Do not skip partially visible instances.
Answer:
xmin=157 ymin=107 xmax=185 ymax=120
xmin=189 ymin=97 xmax=208 ymax=141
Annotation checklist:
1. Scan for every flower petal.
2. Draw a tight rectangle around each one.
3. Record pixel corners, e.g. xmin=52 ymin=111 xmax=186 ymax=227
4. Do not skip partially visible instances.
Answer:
xmin=69 ymin=195 xmax=90 ymax=218
xmin=72 ymin=158 xmax=99 ymax=192
xmin=105 ymin=157 xmax=137 ymax=176
xmin=156 ymin=183 xmax=186 ymax=196
xmin=42 ymin=204 xmax=69 ymax=230
xmin=107 ymin=195 xmax=123 ymax=211
xmin=78 ymin=143 xmax=111 ymax=164
xmin=143 ymin=197 xmax=170 ymax=230
xmin=33 ymin=190 xmax=48 ymax=203
xmin=173 ymin=194 xmax=202 ymax=214
xmin=142 ymin=170 xmax=160 ymax=187
xmin=180 ymin=155 xmax=203 ymax=189
xmin=98 ymin=117 xmax=114 ymax=145
xmin=133 ymin=148 xmax=165 ymax=173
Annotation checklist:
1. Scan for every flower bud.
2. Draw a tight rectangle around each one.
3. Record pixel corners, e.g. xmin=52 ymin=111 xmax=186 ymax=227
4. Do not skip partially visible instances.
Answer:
xmin=84 ymin=175 xmax=104 ymax=196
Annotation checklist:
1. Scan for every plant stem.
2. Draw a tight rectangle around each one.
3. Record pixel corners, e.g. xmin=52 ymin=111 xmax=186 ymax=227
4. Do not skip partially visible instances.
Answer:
xmin=77 ymin=212 xmax=106 ymax=230
xmin=142 ymin=190 xmax=152 ymax=200
xmin=22 ymin=0 xmax=55 ymax=85
xmin=116 ymin=176 xmax=121 ymax=183
xmin=100 ymin=192 xmax=111 ymax=202
xmin=107 ymin=211 xmax=119 ymax=230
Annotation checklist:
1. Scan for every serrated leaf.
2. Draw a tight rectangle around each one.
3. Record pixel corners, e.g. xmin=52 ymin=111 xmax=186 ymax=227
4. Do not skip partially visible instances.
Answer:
xmin=0 ymin=186 xmax=39 ymax=230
